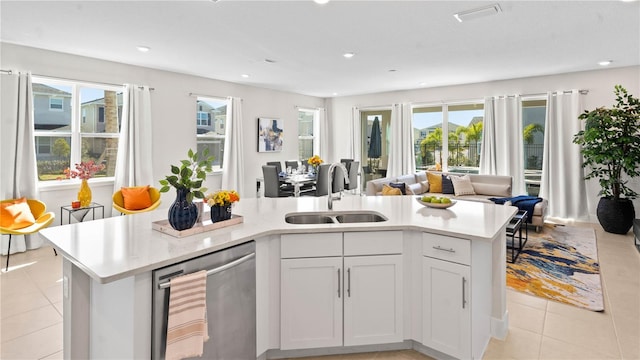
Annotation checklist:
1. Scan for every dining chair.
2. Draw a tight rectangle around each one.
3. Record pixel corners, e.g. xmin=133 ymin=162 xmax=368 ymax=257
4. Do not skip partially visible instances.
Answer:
xmin=262 ymin=165 xmax=293 ymax=198
xmin=344 ymin=161 xmax=359 ymax=193
xmin=112 ymin=186 xmax=162 ymax=215
xmin=331 ymin=165 xmax=346 ymax=194
xmin=1 ymin=198 xmax=56 ymax=271
xmin=266 ymin=161 xmax=283 ymax=175
xmin=285 ymin=160 xmax=299 ymax=171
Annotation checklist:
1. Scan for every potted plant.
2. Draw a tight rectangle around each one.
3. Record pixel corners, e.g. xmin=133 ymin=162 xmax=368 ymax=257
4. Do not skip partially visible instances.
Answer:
xmin=205 ymin=190 xmax=240 ymax=223
xmin=573 ymin=85 xmax=640 ymax=234
xmin=159 ymin=148 xmax=215 ymax=230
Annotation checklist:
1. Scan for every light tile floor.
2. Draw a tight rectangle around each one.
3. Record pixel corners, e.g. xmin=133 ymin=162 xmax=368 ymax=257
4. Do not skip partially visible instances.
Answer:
xmin=1 ymin=223 xmax=638 ymax=360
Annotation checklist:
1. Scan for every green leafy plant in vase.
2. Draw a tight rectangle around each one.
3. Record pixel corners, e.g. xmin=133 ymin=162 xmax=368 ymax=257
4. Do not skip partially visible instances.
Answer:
xmin=159 ymin=148 xmax=215 ymax=230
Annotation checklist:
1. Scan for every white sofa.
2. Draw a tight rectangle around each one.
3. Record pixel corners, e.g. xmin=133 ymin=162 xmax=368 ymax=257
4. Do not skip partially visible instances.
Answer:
xmin=365 ymin=171 xmax=547 ymax=229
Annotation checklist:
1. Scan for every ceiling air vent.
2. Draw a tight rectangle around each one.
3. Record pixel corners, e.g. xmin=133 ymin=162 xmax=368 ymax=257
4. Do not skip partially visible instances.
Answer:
xmin=453 ymin=3 xmax=502 ymax=23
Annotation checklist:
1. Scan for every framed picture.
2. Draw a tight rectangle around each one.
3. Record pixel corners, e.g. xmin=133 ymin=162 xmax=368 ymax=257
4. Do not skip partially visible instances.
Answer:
xmin=258 ymin=117 xmax=284 ymax=152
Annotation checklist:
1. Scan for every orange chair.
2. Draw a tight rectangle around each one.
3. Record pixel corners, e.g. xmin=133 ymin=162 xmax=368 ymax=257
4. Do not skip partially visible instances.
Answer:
xmin=112 ymin=186 xmax=161 ymax=215
xmin=1 ymin=198 xmax=55 ymax=271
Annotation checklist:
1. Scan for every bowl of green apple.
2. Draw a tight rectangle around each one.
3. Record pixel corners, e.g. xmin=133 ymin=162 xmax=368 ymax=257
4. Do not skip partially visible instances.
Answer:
xmin=416 ymin=195 xmax=456 ymax=209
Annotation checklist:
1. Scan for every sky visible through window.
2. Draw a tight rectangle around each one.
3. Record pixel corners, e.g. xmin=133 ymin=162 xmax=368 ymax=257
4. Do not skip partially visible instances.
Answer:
xmin=413 ymin=109 xmax=483 ymax=129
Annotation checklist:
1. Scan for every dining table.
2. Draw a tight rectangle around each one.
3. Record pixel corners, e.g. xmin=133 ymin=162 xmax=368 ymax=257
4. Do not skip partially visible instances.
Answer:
xmin=256 ymin=172 xmax=317 ymax=197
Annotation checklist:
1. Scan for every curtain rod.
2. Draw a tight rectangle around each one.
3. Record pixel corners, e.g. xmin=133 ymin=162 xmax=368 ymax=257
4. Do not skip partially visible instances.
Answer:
xmin=1 ymin=69 xmax=13 ymax=74
xmin=504 ymin=89 xmax=589 ymax=98
xmin=189 ymin=92 xmax=226 ymax=99
xmin=31 ymin=73 xmax=154 ymax=90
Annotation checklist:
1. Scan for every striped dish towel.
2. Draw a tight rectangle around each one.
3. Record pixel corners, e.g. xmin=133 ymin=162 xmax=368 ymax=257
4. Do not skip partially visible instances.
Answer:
xmin=165 ymin=270 xmax=209 ymax=360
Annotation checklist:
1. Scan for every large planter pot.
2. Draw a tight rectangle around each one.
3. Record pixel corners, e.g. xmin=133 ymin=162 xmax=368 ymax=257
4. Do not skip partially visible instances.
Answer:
xmin=168 ymin=189 xmax=198 ymax=231
xmin=597 ymin=197 xmax=635 ymax=234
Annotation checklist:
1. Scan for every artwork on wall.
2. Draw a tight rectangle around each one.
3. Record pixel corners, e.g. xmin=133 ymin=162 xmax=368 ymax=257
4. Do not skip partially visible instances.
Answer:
xmin=258 ymin=117 xmax=284 ymax=152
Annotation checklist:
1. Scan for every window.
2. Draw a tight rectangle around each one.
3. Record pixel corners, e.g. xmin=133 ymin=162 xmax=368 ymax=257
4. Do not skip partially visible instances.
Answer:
xmin=361 ymin=109 xmax=391 ymax=184
xmin=522 ymin=98 xmax=547 ymax=195
xmin=412 ymin=102 xmax=483 ymax=173
xmin=49 ymin=97 xmax=63 ymax=111
xmin=196 ymin=97 xmax=229 ymax=169
xmin=33 ymin=78 xmax=123 ymax=182
xmin=297 ymin=108 xmax=318 ymax=161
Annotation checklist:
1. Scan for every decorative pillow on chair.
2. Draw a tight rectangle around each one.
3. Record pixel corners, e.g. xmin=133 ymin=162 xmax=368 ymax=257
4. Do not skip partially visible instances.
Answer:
xmin=441 ymin=175 xmax=456 ymax=194
xmin=121 ymin=186 xmax=153 ymax=210
xmin=426 ymin=172 xmax=442 ymax=193
xmin=389 ymin=182 xmax=406 ymax=195
xmin=451 ymin=175 xmax=476 ymax=196
xmin=382 ymin=184 xmax=402 ymax=196
xmin=0 ymin=198 xmax=36 ymax=230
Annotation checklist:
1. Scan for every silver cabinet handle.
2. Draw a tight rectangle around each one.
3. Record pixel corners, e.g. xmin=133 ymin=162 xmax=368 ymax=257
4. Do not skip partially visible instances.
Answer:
xmin=462 ymin=277 xmax=467 ymax=309
xmin=347 ymin=268 xmax=351 ymax=297
xmin=337 ymin=268 xmax=341 ymax=298
xmin=432 ymin=245 xmax=456 ymax=253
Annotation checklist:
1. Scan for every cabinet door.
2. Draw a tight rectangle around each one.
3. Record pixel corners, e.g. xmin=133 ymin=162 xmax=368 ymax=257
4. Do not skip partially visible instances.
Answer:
xmin=423 ymin=256 xmax=471 ymax=359
xmin=344 ymin=255 xmax=403 ymax=346
xmin=281 ymin=257 xmax=343 ymax=350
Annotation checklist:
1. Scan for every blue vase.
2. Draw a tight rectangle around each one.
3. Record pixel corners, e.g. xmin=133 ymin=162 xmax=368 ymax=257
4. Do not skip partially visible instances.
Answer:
xmin=210 ymin=204 xmax=232 ymax=223
xmin=168 ymin=189 xmax=198 ymax=231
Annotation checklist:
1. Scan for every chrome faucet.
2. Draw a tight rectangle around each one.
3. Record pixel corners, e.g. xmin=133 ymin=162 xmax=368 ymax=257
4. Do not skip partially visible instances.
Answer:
xmin=328 ymin=162 xmax=350 ymax=210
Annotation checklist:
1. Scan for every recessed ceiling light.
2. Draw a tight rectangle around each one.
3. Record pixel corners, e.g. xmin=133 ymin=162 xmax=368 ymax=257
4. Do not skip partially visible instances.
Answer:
xmin=332 ymin=92 xmax=338 ymax=96
xmin=136 ymin=46 xmax=150 ymax=52
xmin=343 ymin=52 xmax=355 ymax=59
xmin=454 ymin=3 xmax=502 ymax=23
xmin=598 ymin=60 xmax=612 ymax=66
xmin=241 ymin=74 xmax=250 ymax=78
xmin=314 ymin=0 xmax=330 ymax=4
xmin=419 ymin=82 xmax=427 ymax=86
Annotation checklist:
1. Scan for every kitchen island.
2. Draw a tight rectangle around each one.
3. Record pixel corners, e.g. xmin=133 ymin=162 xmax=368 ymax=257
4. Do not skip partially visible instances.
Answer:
xmin=40 ymin=195 xmax=516 ymax=360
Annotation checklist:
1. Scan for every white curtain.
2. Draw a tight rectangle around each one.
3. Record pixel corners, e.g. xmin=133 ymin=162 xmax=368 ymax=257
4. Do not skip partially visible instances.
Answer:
xmin=317 ymin=107 xmax=328 ymax=159
xmin=349 ymin=106 xmax=361 ymax=161
xmin=480 ymin=96 xmax=526 ymax=195
xmin=113 ymin=85 xmax=154 ymax=192
xmin=540 ymin=90 xmax=589 ymax=220
xmin=221 ymin=97 xmax=245 ymax=196
xmin=386 ymin=103 xmax=415 ymax=177
xmin=0 ymin=72 xmax=39 ymax=254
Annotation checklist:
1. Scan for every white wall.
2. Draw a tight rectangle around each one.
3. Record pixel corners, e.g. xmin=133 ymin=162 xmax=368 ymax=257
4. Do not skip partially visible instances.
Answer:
xmin=1 ymin=43 xmax=325 ymax=224
xmin=326 ymin=66 xmax=640 ymax=221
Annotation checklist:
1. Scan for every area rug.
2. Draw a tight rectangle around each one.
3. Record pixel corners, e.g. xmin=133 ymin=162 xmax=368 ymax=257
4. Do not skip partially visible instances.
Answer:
xmin=506 ymin=225 xmax=604 ymax=311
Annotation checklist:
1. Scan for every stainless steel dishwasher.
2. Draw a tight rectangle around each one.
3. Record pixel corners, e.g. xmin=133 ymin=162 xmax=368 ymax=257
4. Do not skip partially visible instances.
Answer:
xmin=152 ymin=241 xmax=256 ymax=359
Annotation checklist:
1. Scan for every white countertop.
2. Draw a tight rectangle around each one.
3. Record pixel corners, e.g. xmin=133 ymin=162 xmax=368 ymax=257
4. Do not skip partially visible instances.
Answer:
xmin=40 ymin=196 xmax=517 ymax=284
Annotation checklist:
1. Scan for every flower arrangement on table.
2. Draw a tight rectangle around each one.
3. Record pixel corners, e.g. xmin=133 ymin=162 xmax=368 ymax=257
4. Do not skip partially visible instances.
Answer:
xmin=205 ymin=190 xmax=240 ymax=222
xmin=307 ymin=155 xmax=323 ymax=174
xmin=64 ymin=160 xmax=105 ymax=180
xmin=63 ymin=160 xmax=106 ymax=207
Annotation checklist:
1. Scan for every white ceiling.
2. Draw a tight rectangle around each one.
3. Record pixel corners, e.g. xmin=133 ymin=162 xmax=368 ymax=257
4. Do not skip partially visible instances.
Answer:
xmin=1 ymin=1 xmax=639 ymax=97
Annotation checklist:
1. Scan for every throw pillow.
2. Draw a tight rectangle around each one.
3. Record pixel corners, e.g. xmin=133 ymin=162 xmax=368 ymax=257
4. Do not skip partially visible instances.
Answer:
xmin=420 ymin=180 xmax=430 ymax=193
xmin=426 ymin=172 xmax=442 ymax=193
xmin=121 ymin=185 xmax=153 ymax=210
xmin=382 ymin=184 xmax=402 ymax=196
xmin=451 ymin=175 xmax=476 ymax=196
xmin=441 ymin=175 xmax=455 ymax=194
xmin=389 ymin=182 xmax=406 ymax=195
xmin=0 ymin=198 xmax=36 ymax=230
xmin=407 ymin=183 xmax=424 ymax=195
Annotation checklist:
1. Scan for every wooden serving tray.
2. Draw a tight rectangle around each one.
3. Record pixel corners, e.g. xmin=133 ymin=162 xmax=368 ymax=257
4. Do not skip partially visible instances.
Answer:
xmin=152 ymin=214 xmax=244 ymax=238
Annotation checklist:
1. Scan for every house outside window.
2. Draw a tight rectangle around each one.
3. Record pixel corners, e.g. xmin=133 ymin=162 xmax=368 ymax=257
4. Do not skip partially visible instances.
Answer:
xmin=33 ymin=78 xmax=123 ymax=182
xmin=297 ymin=108 xmax=318 ymax=161
xmin=196 ymin=97 xmax=228 ymax=170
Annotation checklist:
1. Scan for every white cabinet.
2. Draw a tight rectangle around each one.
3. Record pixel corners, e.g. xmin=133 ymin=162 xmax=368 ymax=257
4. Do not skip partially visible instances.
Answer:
xmin=280 ymin=257 xmax=343 ymax=350
xmin=280 ymin=231 xmax=403 ymax=350
xmin=344 ymin=255 xmax=403 ymax=346
xmin=422 ymin=256 xmax=471 ymax=359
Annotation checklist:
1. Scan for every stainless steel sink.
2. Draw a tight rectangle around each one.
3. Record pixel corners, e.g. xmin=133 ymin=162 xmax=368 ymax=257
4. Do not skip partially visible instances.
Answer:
xmin=285 ymin=211 xmax=387 ymax=224
xmin=335 ymin=212 xmax=387 ymax=223
xmin=285 ymin=213 xmax=335 ymax=224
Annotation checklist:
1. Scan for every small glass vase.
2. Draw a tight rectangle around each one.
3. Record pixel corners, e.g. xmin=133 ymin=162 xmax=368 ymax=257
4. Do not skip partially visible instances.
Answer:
xmin=77 ymin=179 xmax=92 ymax=207
xmin=210 ymin=204 xmax=232 ymax=223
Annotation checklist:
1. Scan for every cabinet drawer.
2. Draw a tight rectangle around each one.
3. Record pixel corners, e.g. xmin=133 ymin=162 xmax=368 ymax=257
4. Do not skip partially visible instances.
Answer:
xmin=344 ymin=231 xmax=402 ymax=256
xmin=422 ymin=233 xmax=470 ymax=265
xmin=281 ymin=233 xmax=342 ymax=258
